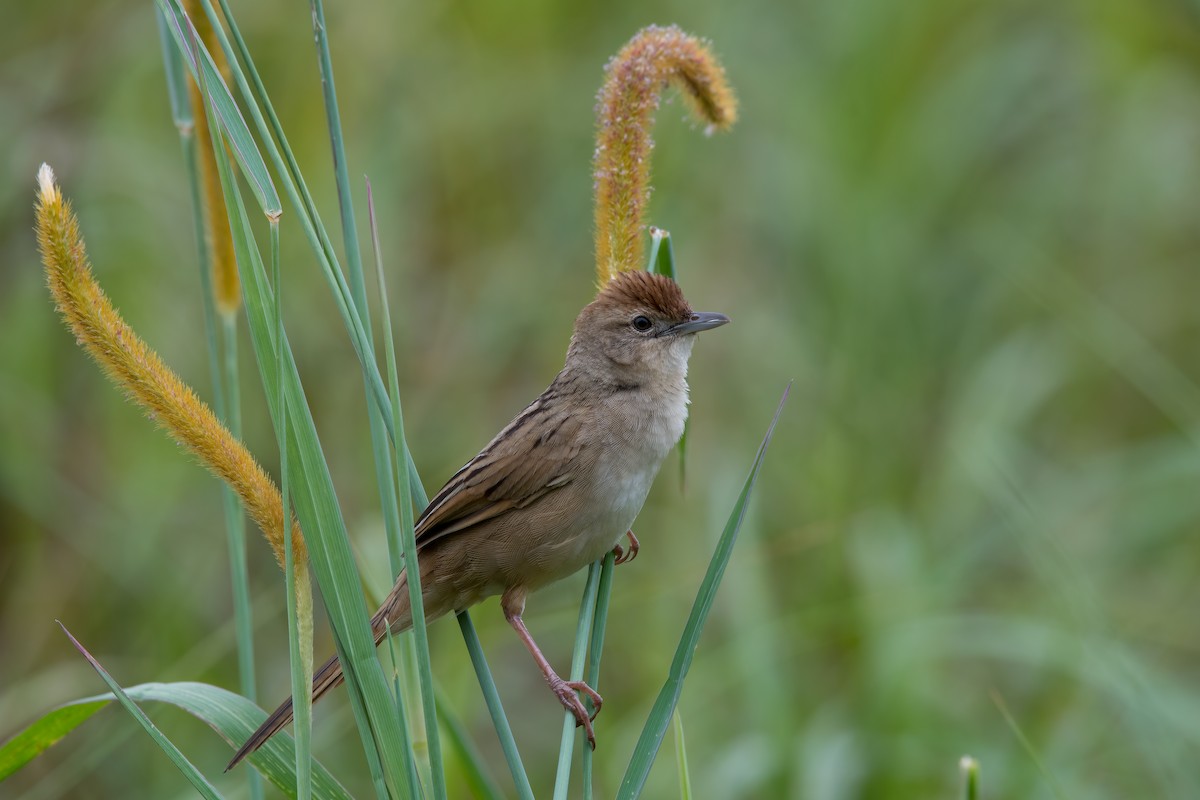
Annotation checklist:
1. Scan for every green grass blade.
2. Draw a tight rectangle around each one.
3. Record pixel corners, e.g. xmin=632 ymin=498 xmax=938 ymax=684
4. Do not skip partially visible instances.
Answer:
xmin=646 ymin=227 xmax=677 ymax=280
xmin=332 ymin=634 xmax=394 ymax=800
xmin=176 ymin=5 xmax=503 ymax=794
xmin=959 ymin=756 xmax=979 ymax=800
xmin=990 ymin=689 xmax=1067 ymax=800
xmin=581 ymin=552 xmax=616 ymax=800
xmin=233 ymin=179 xmax=407 ymax=798
xmin=154 ymin=5 xmax=191 ymax=130
xmin=196 ymin=0 xmax=395 ymax=443
xmin=0 ymin=680 xmax=355 ymax=799
xmin=310 ymin=0 xmax=412 ymax=609
xmin=0 ymin=699 xmax=107 ymax=781
xmin=160 ymin=23 xmax=261 ymax=797
xmin=56 ymin=624 xmax=224 ymax=800
xmin=672 ymin=711 xmax=692 ymax=800
xmin=195 ymin=65 xmax=411 ymax=796
xmin=272 ymin=218 xmax=313 ymax=800
xmin=155 ymin=0 xmax=280 ymax=217
xmin=645 ymin=229 xmax=687 ymax=488
xmin=366 ymin=176 xmax=445 ymax=798
xmin=436 ymin=687 xmax=505 ymax=800
xmin=617 ymin=383 xmax=790 ymax=800
xmin=397 ymin=633 xmax=431 ymax=793
xmin=308 ymin=0 xmax=367 ymax=312
xmin=184 ymin=8 xmax=457 ymax=793
xmin=198 ymin=0 xmax=429 ymax=522
xmin=198 ymin=0 xmax=434 ymax=530
xmin=455 ymin=612 xmax=534 ymax=800
xmin=382 ymin=624 xmax=424 ymax=796
xmin=220 ymin=310 xmax=257 ymax=729
xmin=218 ymin=260 xmax=254 ymax=800
xmin=553 ymin=561 xmax=603 ymax=800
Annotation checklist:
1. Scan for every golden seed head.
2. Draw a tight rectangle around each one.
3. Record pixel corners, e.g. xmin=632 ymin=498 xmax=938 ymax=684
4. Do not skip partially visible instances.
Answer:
xmin=593 ymin=25 xmax=738 ymax=286
xmin=34 ymin=165 xmax=304 ymax=573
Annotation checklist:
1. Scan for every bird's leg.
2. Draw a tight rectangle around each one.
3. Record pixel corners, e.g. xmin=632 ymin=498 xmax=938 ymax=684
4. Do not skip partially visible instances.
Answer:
xmin=612 ymin=529 xmax=640 ymax=565
xmin=501 ymin=589 xmax=603 ymax=749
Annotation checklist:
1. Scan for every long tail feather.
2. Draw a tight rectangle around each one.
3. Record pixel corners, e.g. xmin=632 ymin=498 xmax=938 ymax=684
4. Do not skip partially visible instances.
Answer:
xmin=225 ymin=651 xmax=347 ymax=770
xmin=226 ymin=577 xmax=413 ymax=771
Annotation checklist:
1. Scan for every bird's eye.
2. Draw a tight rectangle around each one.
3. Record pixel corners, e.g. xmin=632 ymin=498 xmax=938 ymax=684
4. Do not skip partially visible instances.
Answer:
xmin=632 ymin=315 xmax=653 ymax=332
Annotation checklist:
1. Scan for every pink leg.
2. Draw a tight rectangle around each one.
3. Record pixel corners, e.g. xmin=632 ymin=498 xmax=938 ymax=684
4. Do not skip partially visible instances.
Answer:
xmin=502 ymin=589 xmax=603 ymax=749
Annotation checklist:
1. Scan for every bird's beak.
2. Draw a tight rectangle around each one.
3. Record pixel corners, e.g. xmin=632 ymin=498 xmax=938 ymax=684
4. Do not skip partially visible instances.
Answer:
xmin=669 ymin=311 xmax=730 ymax=336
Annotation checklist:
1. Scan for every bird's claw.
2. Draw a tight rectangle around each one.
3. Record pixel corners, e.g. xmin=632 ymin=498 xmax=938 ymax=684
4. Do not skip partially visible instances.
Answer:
xmin=569 ymin=679 xmax=603 ymax=720
xmin=550 ymin=676 xmax=603 ymax=749
xmin=613 ymin=529 xmax=640 ymax=565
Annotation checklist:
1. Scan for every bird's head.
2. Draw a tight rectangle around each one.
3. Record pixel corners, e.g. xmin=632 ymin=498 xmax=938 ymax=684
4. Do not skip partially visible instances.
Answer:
xmin=566 ymin=271 xmax=729 ymax=388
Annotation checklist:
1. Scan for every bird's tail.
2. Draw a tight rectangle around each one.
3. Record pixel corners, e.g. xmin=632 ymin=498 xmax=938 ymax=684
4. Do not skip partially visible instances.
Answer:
xmin=225 ymin=648 xmax=348 ymax=770
xmin=226 ymin=578 xmax=413 ymax=771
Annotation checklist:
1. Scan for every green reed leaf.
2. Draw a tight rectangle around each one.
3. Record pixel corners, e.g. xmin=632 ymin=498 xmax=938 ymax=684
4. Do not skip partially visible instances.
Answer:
xmin=618 ymin=383 xmax=790 ymax=799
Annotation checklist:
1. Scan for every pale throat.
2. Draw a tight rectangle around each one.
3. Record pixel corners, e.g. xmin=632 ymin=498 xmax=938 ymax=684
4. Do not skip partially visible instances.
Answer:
xmin=607 ymin=337 xmax=693 ymax=465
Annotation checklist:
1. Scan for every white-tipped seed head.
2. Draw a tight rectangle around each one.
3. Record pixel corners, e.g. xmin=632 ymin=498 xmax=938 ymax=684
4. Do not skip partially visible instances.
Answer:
xmin=37 ymin=163 xmax=59 ymax=205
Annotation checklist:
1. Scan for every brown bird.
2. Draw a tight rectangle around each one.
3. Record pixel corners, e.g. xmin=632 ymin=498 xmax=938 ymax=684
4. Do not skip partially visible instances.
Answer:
xmin=227 ymin=270 xmax=728 ymax=769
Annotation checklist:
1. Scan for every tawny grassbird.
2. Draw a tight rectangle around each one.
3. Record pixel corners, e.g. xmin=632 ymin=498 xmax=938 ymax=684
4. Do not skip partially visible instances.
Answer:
xmin=227 ymin=270 xmax=728 ymax=769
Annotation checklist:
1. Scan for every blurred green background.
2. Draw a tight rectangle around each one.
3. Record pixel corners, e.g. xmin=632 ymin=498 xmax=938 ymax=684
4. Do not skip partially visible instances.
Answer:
xmin=4 ymin=0 xmax=1200 ymax=797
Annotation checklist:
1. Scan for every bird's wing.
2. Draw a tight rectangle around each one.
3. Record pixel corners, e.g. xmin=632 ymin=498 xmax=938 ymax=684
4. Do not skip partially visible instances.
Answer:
xmin=414 ymin=395 xmax=585 ymax=550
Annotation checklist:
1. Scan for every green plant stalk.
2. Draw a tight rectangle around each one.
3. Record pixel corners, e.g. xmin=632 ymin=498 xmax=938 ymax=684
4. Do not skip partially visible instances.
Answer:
xmin=581 ymin=551 xmax=616 ymax=800
xmin=192 ymin=53 xmax=410 ymax=796
xmin=219 ymin=245 xmax=260 ymax=800
xmin=156 ymin=13 xmax=260 ymax=800
xmin=367 ymin=189 xmax=434 ymax=796
xmin=156 ymin=0 xmax=279 ymax=216
xmin=58 ymin=625 xmax=223 ymax=800
xmin=188 ymin=0 xmax=407 ymax=466
xmin=456 ymin=611 xmax=534 ymax=800
xmin=399 ymin=633 xmax=431 ymax=791
xmin=155 ymin=6 xmax=190 ymax=127
xmin=169 ymin=0 xmax=386 ymax=433
xmin=960 ymin=756 xmax=979 ymax=800
xmin=306 ymin=0 xmax=410 ymax=599
xmin=307 ymin=0 xmax=367 ymax=311
xmin=220 ymin=314 xmax=242 ymax=440
xmin=236 ymin=201 xmax=399 ymax=798
xmin=436 ymin=685 xmax=505 ymax=800
xmin=201 ymin=0 xmax=425 ymax=511
xmin=553 ymin=562 xmax=603 ymax=800
xmin=367 ymin=177 xmax=443 ymax=796
xmin=617 ymin=384 xmax=790 ymax=799
xmin=672 ymin=711 xmax=692 ymax=800
xmin=272 ymin=218 xmax=313 ymax=800
xmin=331 ymin=627 xmax=393 ymax=800
xmin=164 ymin=0 xmax=427 ymax=518
xmin=174 ymin=7 xmax=509 ymax=794
xmin=220 ymin=310 xmax=256 ymax=700
xmin=382 ymin=622 xmax=424 ymax=796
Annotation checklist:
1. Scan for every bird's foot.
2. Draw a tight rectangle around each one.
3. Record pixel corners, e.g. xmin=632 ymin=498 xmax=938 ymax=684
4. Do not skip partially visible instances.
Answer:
xmin=549 ymin=676 xmax=603 ymax=749
xmin=613 ymin=529 xmax=640 ymax=565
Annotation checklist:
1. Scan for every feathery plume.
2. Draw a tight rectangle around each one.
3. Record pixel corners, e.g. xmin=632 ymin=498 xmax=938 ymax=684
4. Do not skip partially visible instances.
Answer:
xmin=593 ymin=25 xmax=738 ymax=285
xmin=35 ymin=164 xmax=303 ymax=573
